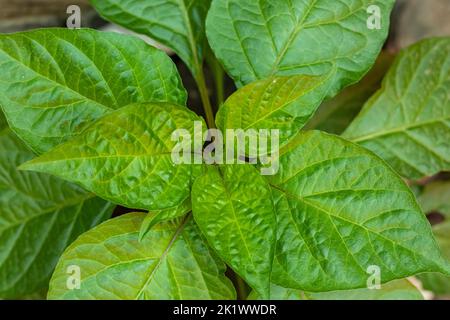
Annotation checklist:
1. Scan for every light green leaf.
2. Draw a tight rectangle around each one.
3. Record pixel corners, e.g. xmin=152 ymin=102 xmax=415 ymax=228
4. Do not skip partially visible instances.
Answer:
xmin=139 ymin=197 xmax=192 ymax=241
xmin=0 ymin=28 xmax=186 ymax=154
xmin=47 ymin=212 xmax=236 ymax=300
xmin=90 ymin=0 xmax=211 ymax=78
xmin=248 ymin=280 xmax=423 ymax=300
xmin=305 ymin=52 xmax=395 ymax=134
xmin=419 ymin=181 xmax=450 ymax=218
xmin=0 ymin=129 xmax=114 ymax=298
xmin=206 ymin=0 xmax=394 ymax=97
xmin=216 ymin=74 xmax=331 ymax=155
xmin=343 ymin=38 xmax=450 ymax=179
xmin=264 ymin=130 xmax=449 ymax=292
xmin=20 ymin=102 xmax=204 ymax=211
xmin=192 ymin=165 xmax=276 ymax=299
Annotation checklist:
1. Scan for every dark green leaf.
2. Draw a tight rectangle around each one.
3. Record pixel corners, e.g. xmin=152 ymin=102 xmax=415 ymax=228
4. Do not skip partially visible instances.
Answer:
xmin=0 ymin=28 xmax=186 ymax=154
xmin=192 ymin=165 xmax=276 ymax=298
xmin=206 ymin=0 xmax=395 ymax=97
xmin=343 ymin=38 xmax=450 ymax=179
xmin=0 ymin=129 xmax=114 ymax=298
xmin=48 ymin=212 xmax=236 ymax=300
xmin=20 ymin=102 xmax=204 ymax=211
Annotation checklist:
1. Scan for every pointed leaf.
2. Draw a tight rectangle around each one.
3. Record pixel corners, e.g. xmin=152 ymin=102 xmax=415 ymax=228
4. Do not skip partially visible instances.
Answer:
xmin=20 ymin=102 xmax=204 ymax=211
xmin=48 ymin=212 xmax=236 ymax=300
xmin=0 ymin=129 xmax=114 ymax=298
xmin=192 ymin=165 xmax=276 ymax=298
xmin=0 ymin=28 xmax=186 ymax=154
xmin=90 ymin=0 xmax=211 ymax=78
xmin=343 ymin=38 xmax=450 ymax=179
xmin=206 ymin=0 xmax=394 ymax=97
xmin=264 ymin=130 xmax=449 ymax=292
xmin=139 ymin=197 xmax=192 ymax=241
xmin=216 ymin=74 xmax=331 ymax=154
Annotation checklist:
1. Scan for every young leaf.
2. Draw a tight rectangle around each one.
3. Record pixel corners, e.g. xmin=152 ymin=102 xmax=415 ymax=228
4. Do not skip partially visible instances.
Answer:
xmin=264 ymin=131 xmax=449 ymax=292
xmin=20 ymin=102 xmax=204 ymax=211
xmin=139 ymin=197 xmax=192 ymax=241
xmin=216 ymin=74 xmax=331 ymax=154
xmin=248 ymin=280 xmax=423 ymax=300
xmin=191 ymin=165 xmax=276 ymax=299
xmin=0 ymin=28 xmax=186 ymax=154
xmin=206 ymin=0 xmax=395 ymax=97
xmin=418 ymin=221 xmax=450 ymax=295
xmin=47 ymin=212 xmax=236 ymax=300
xmin=90 ymin=0 xmax=211 ymax=78
xmin=343 ymin=38 xmax=450 ymax=179
xmin=0 ymin=129 xmax=114 ymax=298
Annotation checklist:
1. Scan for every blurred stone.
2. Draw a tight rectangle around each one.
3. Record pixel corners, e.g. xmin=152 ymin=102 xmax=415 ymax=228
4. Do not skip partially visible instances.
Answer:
xmin=390 ymin=0 xmax=450 ymax=49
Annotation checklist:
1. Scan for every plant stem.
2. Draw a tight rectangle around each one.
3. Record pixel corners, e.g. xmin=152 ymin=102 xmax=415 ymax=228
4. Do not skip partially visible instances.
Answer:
xmin=195 ymin=67 xmax=216 ymax=129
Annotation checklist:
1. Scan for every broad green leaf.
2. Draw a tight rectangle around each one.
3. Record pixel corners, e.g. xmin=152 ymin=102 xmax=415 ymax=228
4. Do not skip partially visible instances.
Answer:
xmin=419 ymin=221 xmax=450 ymax=295
xmin=48 ymin=212 xmax=236 ymax=300
xmin=305 ymin=52 xmax=395 ymax=134
xmin=0 ymin=28 xmax=186 ymax=154
xmin=20 ymin=102 xmax=204 ymax=211
xmin=0 ymin=129 xmax=114 ymax=298
xmin=206 ymin=0 xmax=394 ymax=97
xmin=90 ymin=0 xmax=211 ymax=78
xmin=216 ymin=74 xmax=331 ymax=155
xmin=192 ymin=165 xmax=276 ymax=299
xmin=419 ymin=181 xmax=450 ymax=218
xmin=139 ymin=197 xmax=192 ymax=241
xmin=248 ymin=280 xmax=423 ymax=300
xmin=343 ymin=38 xmax=450 ymax=179
xmin=264 ymin=130 xmax=449 ymax=292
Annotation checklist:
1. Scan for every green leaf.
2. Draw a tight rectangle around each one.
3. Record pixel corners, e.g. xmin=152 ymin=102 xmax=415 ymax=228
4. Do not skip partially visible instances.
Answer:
xmin=0 ymin=109 xmax=6 ymax=130
xmin=0 ymin=28 xmax=186 ymax=154
xmin=264 ymin=130 xmax=449 ymax=292
xmin=192 ymin=165 xmax=276 ymax=299
xmin=0 ymin=129 xmax=114 ymax=298
xmin=47 ymin=212 xmax=236 ymax=300
xmin=20 ymin=102 xmax=204 ymax=211
xmin=90 ymin=0 xmax=211 ymax=78
xmin=305 ymin=52 xmax=395 ymax=134
xmin=216 ymin=74 xmax=331 ymax=155
xmin=419 ymin=221 xmax=450 ymax=295
xmin=139 ymin=197 xmax=192 ymax=241
xmin=343 ymin=38 xmax=450 ymax=179
xmin=419 ymin=181 xmax=450 ymax=218
xmin=206 ymin=0 xmax=394 ymax=97
xmin=248 ymin=280 xmax=423 ymax=300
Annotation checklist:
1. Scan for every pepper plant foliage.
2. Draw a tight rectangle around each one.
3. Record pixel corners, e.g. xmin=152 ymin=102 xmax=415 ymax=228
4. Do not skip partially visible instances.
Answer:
xmin=0 ymin=0 xmax=449 ymax=300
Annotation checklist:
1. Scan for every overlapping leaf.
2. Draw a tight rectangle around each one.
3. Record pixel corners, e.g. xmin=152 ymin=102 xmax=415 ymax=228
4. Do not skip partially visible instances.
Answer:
xmin=0 ymin=28 xmax=186 ymax=154
xmin=192 ymin=165 xmax=276 ymax=298
xmin=0 ymin=129 xmax=114 ymax=298
xmin=20 ymin=102 xmax=204 ymax=211
xmin=90 ymin=0 xmax=211 ymax=78
xmin=206 ymin=0 xmax=394 ymax=97
xmin=343 ymin=38 xmax=450 ymax=179
xmin=48 ymin=212 xmax=236 ymax=300
xmin=248 ymin=280 xmax=423 ymax=300
xmin=216 ymin=74 xmax=331 ymax=155
xmin=263 ymin=130 xmax=449 ymax=292
xmin=305 ymin=52 xmax=394 ymax=134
